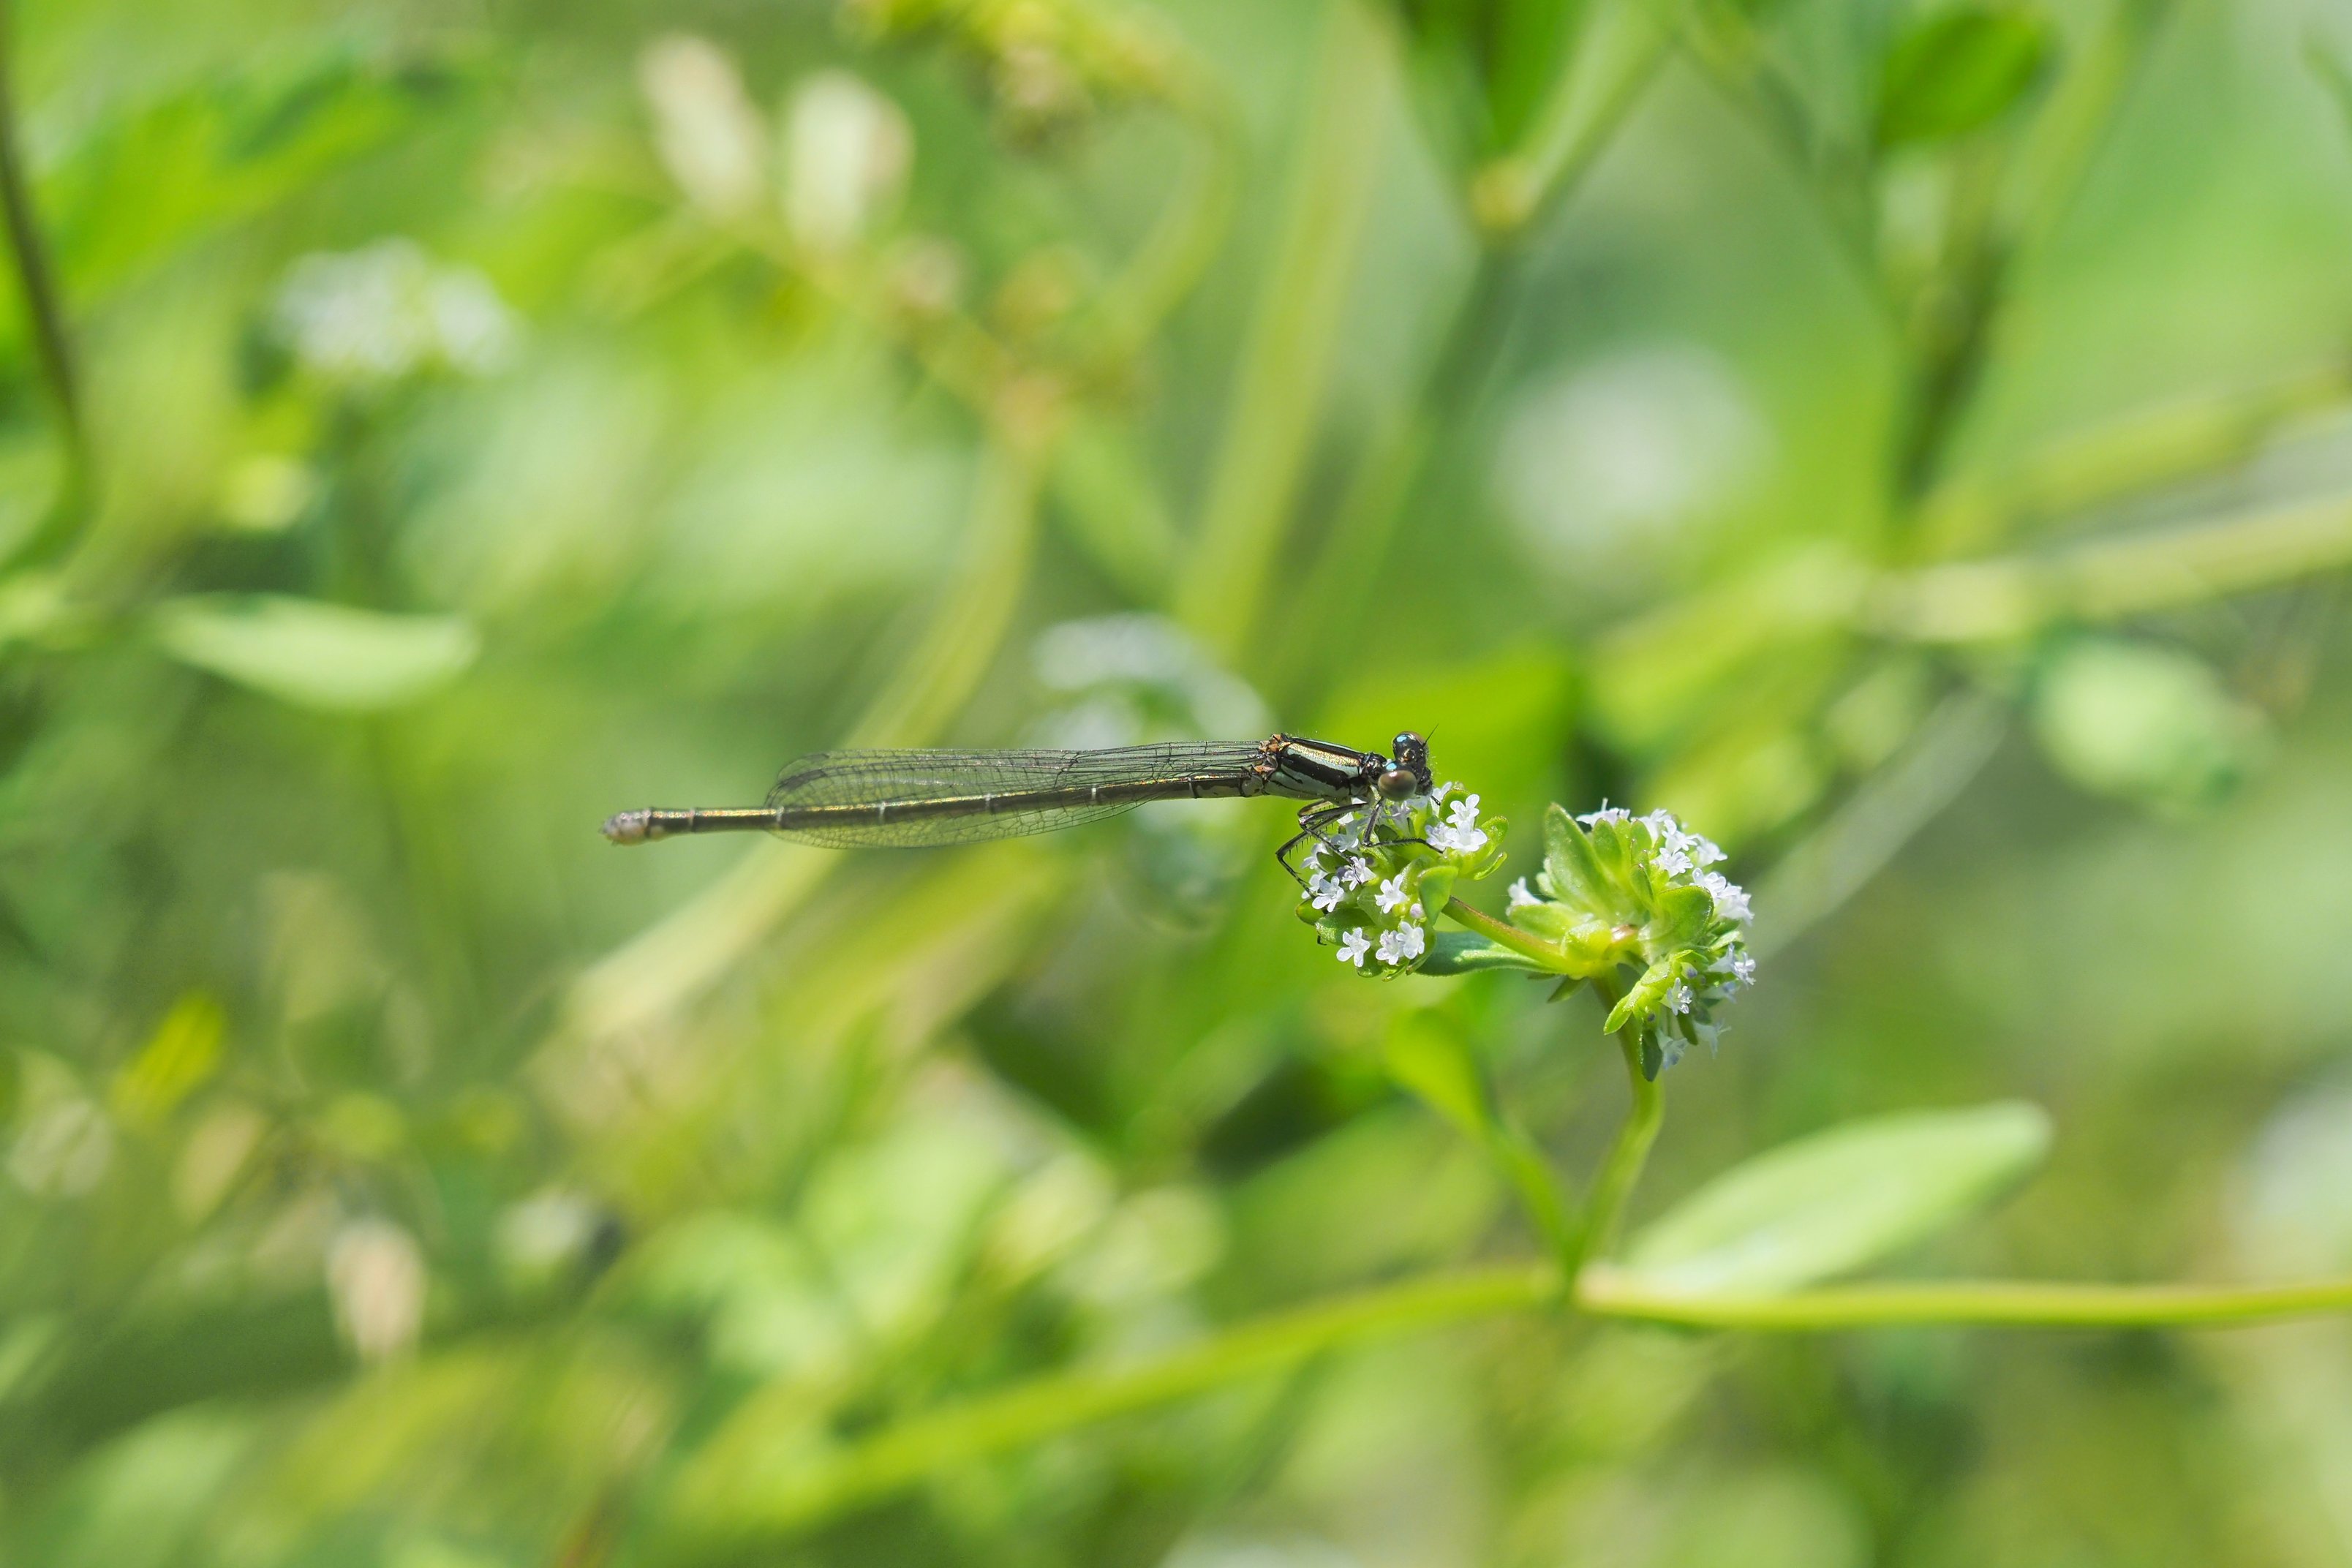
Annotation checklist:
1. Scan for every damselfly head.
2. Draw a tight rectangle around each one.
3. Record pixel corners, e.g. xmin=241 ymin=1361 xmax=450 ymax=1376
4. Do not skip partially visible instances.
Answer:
xmin=1390 ymin=731 xmax=1433 ymax=794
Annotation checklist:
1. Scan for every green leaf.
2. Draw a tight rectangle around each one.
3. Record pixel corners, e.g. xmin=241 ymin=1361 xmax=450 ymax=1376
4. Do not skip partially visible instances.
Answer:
xmin=1541 ymin=804 xmax=1610 ymax=910
xmin=151 ymin=595 xmax=479 ymax=712
xmin=2029 ymin=636 xmax=2265 ymax=812
xmin=1414 ymin=864 xmax=1458 ymax=922
xmin=1619 ymin=1102 xmax=2053 ymax=1295
xmin=1383 ymin=1011 xmax=1493 ymax=1142
xmin=1877 ymin=6 xmax=2053 ymax=147
xmin=1417 ymin=929 xmax=1554 ymax=976
xmin=1603 ymin=955 xmax=1676 ymax=1034
xmin=1650 ymin=884 xmax=1713 ymax=947
xmin=26 ymin=48 xmax=465 ymax=355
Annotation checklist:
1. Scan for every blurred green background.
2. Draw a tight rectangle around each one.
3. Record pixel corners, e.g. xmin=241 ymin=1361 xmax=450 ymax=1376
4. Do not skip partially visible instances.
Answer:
xmin=4 ymin=0 xmax=2352 ymax=1561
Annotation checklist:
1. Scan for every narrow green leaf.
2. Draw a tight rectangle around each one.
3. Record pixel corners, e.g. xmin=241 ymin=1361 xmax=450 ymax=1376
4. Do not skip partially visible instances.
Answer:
xmin=1383 ymin=1012 xmax=1493 ymax=1142
xmin=1620 ymin=1102 xmax=2054 ymax=1296
xmin=1603 ymin=955 xmax=1676 ymax=1034
xmin=151 ymin=595 xmax=478 ymax=712
xmin=1877 ymin=5 xmax=2052 ymax=147
xmin=1417 ymin=930 xmax=1554 ymax=976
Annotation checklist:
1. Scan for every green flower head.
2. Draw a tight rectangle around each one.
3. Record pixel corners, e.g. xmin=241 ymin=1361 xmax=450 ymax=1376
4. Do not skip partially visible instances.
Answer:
xmin=1511 ymin=804 xmax=1755 ymax=1075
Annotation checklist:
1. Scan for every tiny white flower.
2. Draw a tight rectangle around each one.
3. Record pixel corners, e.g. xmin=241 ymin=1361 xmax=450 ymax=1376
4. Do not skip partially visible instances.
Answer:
xmin=1700 ymin=871 xmax=1752 ymax=923
xmin=1507 ymin=877 xmax=1541 ymax=910
xmin=1689 ymin=834 xmax=1727 ymax=868
xmin=1309 ymin=875 xmax=1345 ymax=913
xmin=1714 ymin=946 xmax=1756 ymax=986
xmin=1374 ymin=923 xmax=1427 ymax=965
xmin=1665 ymin=979 xmax=1693 ymax=1014
xmin=1337 ymin=928 xmax=1371 ymax=968
xmin=1446 ymin=796 xmax=1482 ymax=833
xmin=1431 ymin=780 xmax=1462 ymax=803
xmin=1340 ymin=856 xmax=1375 ymax=888
xmin=1579 ymin=802 xmax=1629 ymax=827
xmin=1375 ymin=875 xmax=1409 ymax=915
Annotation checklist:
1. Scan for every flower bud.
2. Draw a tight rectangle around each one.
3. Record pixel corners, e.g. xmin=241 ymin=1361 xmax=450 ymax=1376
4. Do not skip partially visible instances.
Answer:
xmin=781 ymin=70 xmax=913 ymax=254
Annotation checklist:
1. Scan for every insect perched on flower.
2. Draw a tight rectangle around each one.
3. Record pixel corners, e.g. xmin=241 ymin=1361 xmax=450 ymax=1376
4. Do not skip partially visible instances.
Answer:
xmin=1294 ymin=779 xmax=1507 ymax=978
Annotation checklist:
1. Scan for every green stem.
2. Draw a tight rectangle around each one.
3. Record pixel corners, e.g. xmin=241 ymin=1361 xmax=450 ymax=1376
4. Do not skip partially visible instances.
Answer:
xmin=1867 ymin=487 xmax=2352 ymax=644
xmin=1488 ymin=1122 xmax=1582 ymax=1283
xmin=1441 ymin=896 xmax=1582 ymax=973
xmin=0 ymin=0 xmax=91 ymax=570
xmin=1565 ymin=1009 xmax=1664 ymax=1278
xmin=1085 ymin=94 xmax=1239 ymax=369
xmin=1466 ymin=0 xmax=1675 ymax=241
xmin=1173 ymin=0 xmax=1386 ymax=660
xmin=668 ymin=1256 xmax=2352 ymax=1542
xmin=1578 ymin=1270 xmax=2352 ymax=1330
xmin=668 ymin=1264 xmax=1564 ymax=1540
xmin=1912 ymin=361 xmax=2352 ymax=554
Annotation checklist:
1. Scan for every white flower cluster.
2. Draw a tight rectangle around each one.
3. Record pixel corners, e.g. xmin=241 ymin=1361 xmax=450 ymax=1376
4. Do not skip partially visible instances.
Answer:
xmin=1501 ymin=800 xmax=1757 ymax=1074
xmin=1425 ymin=787 xmax=1490 ymax=855
xmin=1580 ymin=804 xmax=1754 ymax=933
xmin=1300 ymin=780 xmax=1507 ymax=979
xmin=274 ymin=239 xmax=519 ymax=384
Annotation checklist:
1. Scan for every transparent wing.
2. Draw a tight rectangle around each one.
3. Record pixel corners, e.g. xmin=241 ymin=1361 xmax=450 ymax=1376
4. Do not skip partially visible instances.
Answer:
xmin=762 ymin=742 xmax=1268 ymax=848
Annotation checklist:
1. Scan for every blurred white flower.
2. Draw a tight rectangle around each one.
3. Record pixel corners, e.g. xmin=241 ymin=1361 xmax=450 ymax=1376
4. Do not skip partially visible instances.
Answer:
xmin=9 ymin=1097 xmax=113 ymax=1196
xmin=327 ymin=1218 xmax=426 ymax=1362
xmin=1494 ymin=345 xmax=1768 ymax=589
xmin=1338 ymin=929 xmax=1371 ymax=968
xmin=781 ymin=70 xmax=912 ymax=254
xmin=638 ymin=34 xmax=769 ymax=219
xmin=1507 ymin=876 xmax=1540 ymax=909
xmin=274 ymin=240 xmax=519 ymax=382
xmin=496 ymin=1188 xmax=600 ymax=1278
xmin=1375 ymin=875 xmax=1409 ymax=915
xmin=1376 ymin=924 xmax=1425 ymax=965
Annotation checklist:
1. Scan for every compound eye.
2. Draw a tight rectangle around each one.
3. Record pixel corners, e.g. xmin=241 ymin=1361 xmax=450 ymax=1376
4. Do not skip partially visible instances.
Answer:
xmin=1378 ymin=766 xmax=1419 ymax=801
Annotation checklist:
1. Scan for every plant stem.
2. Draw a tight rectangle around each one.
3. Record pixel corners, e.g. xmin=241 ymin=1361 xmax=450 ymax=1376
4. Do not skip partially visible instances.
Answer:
xmin=1577 ymin=1270 xmax=2352 ymax=1330
xmin=669 ymin=1264 xmax=1564 ymax=1539
xmin=0 ymin=0 xmax=91 ymax=570
xmin=1565 ymin=1009 xmax=1664 ymax=1278
xmin=1174 ymin=0 xmax=1386 ymax=660
xmin=668 ymin=1256 xmax=2352 ymax=1542
xmin=1441 ymin=896 xmax=1580 ymax=973
xmin=1867 ymin=487 xmax=2352 ymax=644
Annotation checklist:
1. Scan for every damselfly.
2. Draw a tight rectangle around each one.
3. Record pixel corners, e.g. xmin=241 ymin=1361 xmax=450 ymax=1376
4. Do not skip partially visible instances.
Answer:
xmin=601 ymin=731 xmax=1436 ymax=882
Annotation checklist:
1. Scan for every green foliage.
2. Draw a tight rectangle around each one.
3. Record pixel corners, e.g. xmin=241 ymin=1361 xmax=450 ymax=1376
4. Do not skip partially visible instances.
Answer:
xmin=1619 ymin=1103 xmax=2053 ymax=1294
xmin=1876 ymin=4 xmax=2054 ymax=147
xmin=148 ymin=596 xmax=480 ymax=712
xmin=0 ymin=0 xmax=2345 ymax=1561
